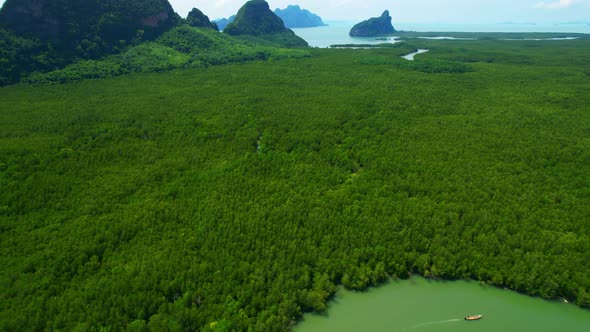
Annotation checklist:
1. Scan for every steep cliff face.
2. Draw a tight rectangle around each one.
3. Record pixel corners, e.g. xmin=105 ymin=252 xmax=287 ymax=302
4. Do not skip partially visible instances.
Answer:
xmin=349 ymin=10 xmax=396 ymax=37
xmin=0 ymin=0 xmax=179 ymax=48
xmin=274 ymin=5 xmax=326 ymax=28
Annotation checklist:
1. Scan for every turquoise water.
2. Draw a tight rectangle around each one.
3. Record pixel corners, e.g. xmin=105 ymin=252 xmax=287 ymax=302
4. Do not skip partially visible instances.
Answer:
xmin=292 ymin=21 xmax=590 ymax=48
xmin=295 ymin=277 xmax=590 ymax=332
xmin=292 ymin=22 xmax=400 ymax=48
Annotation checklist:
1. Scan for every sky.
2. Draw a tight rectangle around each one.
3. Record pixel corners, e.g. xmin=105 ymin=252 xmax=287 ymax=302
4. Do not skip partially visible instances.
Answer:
xmin=0 ymin=0 xmax=588 ymax=24
xmin=176 ymin=0 xmax=590 ymax=23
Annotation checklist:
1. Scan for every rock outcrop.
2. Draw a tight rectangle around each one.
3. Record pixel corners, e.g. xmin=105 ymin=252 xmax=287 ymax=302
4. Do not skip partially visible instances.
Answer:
xmin=224 ymin=0 xmax=307 ymax=47
xmin=349 ymin=10 xmax=396 ymax=37
xmin=186 ymin=8 xmax=218 ymax=30
xmin=274 ymin=5 xmax=326 ymax=29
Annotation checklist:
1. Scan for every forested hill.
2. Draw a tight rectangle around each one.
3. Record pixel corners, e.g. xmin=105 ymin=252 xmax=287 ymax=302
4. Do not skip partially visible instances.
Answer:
xmin=0 ymin=0 xmax=309 ymax=86
xmin=0 ymin=0 xmax=179 ymax=53
xmin=224 ymin=0 xmax=308 ymax=47
xmin=186 ymin=8 xmax=219 ymax=30
xmin=0 ymin=0 xmax=181 ymax=85
xmin=21 ymin=26 xmax=309 ymax=85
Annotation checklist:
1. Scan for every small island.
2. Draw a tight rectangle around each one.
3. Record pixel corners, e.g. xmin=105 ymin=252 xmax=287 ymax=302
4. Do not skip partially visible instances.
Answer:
xmin=349 ymin=10 xmax=396 ymax=37
xmin=274 ymin=5 xmax=327 ymax=28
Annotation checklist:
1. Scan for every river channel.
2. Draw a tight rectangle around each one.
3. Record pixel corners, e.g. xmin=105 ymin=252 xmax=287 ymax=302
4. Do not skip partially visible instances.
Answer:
xmin=295 ymin=277 xmax=590 ymax=332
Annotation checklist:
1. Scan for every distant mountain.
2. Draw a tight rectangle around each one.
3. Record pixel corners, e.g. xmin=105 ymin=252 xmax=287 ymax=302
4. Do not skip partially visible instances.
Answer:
xmin=349 ymin=10 xmax=396 ymax=37
xmin=274 ymin=5 xmax=326 ymax=28
xmin=214 ymin=16 xmax=235 ymax=31
xmin=224 ymin=0 xmax=307 ymax=47
xmin=186 ymin=8 xmax=218 ymax=31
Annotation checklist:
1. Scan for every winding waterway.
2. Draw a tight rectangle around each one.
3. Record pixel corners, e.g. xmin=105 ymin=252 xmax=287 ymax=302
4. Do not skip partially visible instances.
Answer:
xmin=402 ymin=49 xmax=429 ymax=60
xmin=295 ymin=277 xmax=590 ymax=332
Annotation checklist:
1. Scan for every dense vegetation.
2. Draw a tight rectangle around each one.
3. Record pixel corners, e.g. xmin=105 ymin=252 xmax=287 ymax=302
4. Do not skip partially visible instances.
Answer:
xmin=22 ymin=26 xmax=309 ymax=84
xmin=0 ymin=0 xmax=178 ymax=47
xmin=224 ymin=0 xmax=308 ymax=48
xmin=0 ymin=0 xmax=180 ymax=85
xmin=185 ymin=8 xmax=219 ymax=31
xmin=1 ymin=37 xmax=590 ymax=330
xmin=0 ymin=1 xmax=309 ymax=85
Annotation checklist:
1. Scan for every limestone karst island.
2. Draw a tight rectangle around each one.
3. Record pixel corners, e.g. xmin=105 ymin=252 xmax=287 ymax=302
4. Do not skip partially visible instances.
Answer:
xmin=350 ymin=10 xmax=396 ymax=37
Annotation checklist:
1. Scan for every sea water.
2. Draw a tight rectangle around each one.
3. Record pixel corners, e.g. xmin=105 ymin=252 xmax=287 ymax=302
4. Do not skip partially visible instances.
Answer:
xmin=295 ymin=277 xmax=590 ymax=332
xmin=292 ymin=21 xmax=590 ymax=48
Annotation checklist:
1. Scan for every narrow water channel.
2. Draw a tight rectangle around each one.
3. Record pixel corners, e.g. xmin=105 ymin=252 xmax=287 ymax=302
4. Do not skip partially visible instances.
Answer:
xmin=295 ymin=277 xmax=590 ymax=332
xmin=402 ymin=49 xmax=429 ymax=60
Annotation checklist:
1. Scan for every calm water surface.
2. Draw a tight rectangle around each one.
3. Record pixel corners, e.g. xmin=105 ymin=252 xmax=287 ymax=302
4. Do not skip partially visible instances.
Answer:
xmin=293 ymin=21 xmax=590 ymax=48
xmin=292 ymin=22 xmax=399 ymax=48
xmin=295 ymin=277 xmax=590 ymax=332
xmin=402 ymin=49 xmax=429 ymax=60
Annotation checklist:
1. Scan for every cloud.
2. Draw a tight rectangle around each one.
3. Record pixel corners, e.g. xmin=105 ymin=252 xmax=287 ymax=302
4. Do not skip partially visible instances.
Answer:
xmin=534 ymin=0 xmax=583 ymax=9
xmin=214 ymin=0 xmax=229 ymax=8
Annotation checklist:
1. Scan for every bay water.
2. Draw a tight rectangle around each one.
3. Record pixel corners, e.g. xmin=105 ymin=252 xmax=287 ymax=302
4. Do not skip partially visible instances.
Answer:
xmin=295 ymin=277 xmax=590 ymax=332
xmin=292 ymin=21 xmax=590 ymax=48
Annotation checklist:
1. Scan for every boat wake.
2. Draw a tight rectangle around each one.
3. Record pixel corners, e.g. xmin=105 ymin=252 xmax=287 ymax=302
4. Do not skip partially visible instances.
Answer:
xmin=411 ymin=318 xmax=462 ymax=329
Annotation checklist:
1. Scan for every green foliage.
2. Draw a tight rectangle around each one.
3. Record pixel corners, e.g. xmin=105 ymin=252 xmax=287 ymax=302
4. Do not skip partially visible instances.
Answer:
xmin=185 ymin=8 xmax=218 ymax=31
xmin=0 ymin=0 xmax=180 ymax=85
xmin=1 ymin=39 xmax=590 ymax=330
xmin=120 ymin=43 xmax=190 ymax=72
xmin=223 ymin=0 xmax=307 ymax=47
xmin=24 ymin=26 xmax=310 ymax=84
xmin=0 ymin=0 xmax=179 ymax=45
xmin=0 ymin=28 xmax=65 ymax=84
xmin=225 ymin=0 xmax=288 ymax=36
xmin=357 ymin=50 xmax=473 ymax=74
xmin=158 ymin=25 xmax=215 ymax=52
xmin=25 ymin=58 xmax=128 ymax=84
xmin=236 ymin=31 xmax=309 ymax=48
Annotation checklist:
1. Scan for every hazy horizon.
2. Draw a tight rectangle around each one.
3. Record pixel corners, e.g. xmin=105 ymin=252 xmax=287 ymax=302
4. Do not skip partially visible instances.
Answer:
xmin=0 ymin=0 xmax=589 ymax=24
